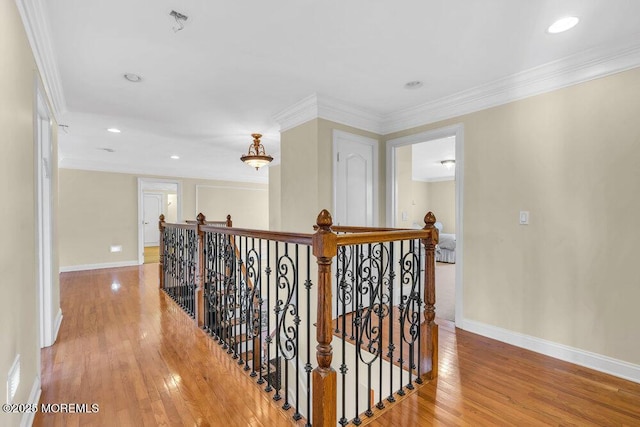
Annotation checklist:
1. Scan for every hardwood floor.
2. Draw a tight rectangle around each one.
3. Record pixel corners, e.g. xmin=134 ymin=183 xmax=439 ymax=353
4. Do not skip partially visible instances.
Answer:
xmin=36 ymin=265 xmax=640 ymax=426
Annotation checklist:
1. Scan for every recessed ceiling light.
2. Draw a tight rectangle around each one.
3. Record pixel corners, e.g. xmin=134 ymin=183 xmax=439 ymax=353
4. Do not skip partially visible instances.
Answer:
xmin=124 ymin=73 xmax=142 ymax=82
xmin=404 ymin=81 xmax=424 ymax=90
xmin=547 ymin=17 xmax=579 ymax=34
xmin=170 ymin=155 xmax=180 ymax=160
xmin=107 ymin=128 xmax=121 ymax=133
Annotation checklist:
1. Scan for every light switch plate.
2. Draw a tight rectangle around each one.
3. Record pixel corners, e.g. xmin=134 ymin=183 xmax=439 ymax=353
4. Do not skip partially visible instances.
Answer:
xmin=519 ymin=211 xmax=529 ymax=225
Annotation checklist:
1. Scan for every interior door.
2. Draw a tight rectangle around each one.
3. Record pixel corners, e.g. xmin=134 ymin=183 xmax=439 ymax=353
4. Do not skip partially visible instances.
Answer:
xmin=333 ymin=131 xmax=378 ymax=317
xmin=143 ymin=193 xmax=163 ymax=246
xmin=333 ymin=130 xmax=378 ymax=227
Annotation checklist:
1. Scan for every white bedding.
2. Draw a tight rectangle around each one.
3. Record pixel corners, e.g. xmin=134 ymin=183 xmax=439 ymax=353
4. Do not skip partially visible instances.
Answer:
xmin=436 ymin=233 xmax=456 ymax=263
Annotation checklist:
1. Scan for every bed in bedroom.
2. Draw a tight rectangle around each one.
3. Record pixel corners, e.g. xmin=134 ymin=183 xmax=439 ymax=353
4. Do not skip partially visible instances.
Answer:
xmin=435 ymin=222 xmax=456 ymax=263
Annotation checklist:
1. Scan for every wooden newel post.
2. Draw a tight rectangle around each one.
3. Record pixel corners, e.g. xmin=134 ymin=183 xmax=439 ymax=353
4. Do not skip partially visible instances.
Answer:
xmin=421 ymin=212 xmax=439 ymax=379
xmin=159 ymin=214 xmax=166 ymax=290
xmin=226 ymin=214 xmax=232 ymax=228
xmin=312 ymin=210 xmax=338 ymax=427
xmin=195 ymin=213 xmax=206 ymax=327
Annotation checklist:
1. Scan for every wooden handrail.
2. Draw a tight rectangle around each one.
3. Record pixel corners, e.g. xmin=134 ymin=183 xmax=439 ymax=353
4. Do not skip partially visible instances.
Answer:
xmin=199 ymin=225 xmax=314 ymax=246
xmin=159 ymin=209 xmax=439 ymax=427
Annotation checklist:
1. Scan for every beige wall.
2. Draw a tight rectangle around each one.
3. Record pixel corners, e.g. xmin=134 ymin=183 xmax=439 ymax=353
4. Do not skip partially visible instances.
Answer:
xmin=59 ymin=169 xmax=268 ymax=268
xmin=423 ymin=180 xmax=455 ymax=233
xmin=269 ymin=165 xmax=282 ymax=230
xmin=279 ymin=118 xmax=383 ymax=233
xmin=395 ymin=145 xmax=413 ymax=227
xmin=394 ymin=145 xmax=455 ymax=231
xmin=196 ymin=184 xmax=268 ymax=229
xmin=0 ymin=1 xmax=59 ymax=424
xmin=385 ymin=67 xmax=640 ymax=365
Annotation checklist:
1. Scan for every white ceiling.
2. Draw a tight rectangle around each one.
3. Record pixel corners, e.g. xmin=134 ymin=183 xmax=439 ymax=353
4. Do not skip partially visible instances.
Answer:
xmin=412 ymin=137 xmax=455 ymax=182
xmin=35 ymin=0 xmax=640 ymax=183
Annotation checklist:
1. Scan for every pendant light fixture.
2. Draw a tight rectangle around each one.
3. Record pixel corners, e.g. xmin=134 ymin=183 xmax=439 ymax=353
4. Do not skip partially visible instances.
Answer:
xmin=241 ymin=133 xmax=273 ymax=170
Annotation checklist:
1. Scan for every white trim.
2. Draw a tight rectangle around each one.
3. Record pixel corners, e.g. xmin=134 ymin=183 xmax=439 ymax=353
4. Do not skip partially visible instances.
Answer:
xmin=35 ymin=77 xmax=57 ymax=350
xmin=332 ymin=130 xmax=379 ymax=227
xmin=20 ymin=375 xmax=41 ymax=427
xmin=273 ymin=93 xmax=384 ymax=134
xmin=273 ymin=41 xmax=640 ymax=136
xmin=15 ymin=0 xmax=66 ymax=120
xmin=462 ymin=318 xmax=640 ymax=385
xmin=58 ymin=160 xmax=269 ymax=185
xmin=272 ymin=94 xmax=319 ymax=133
xmin=52 ymin=308 xmax=63 ymax=343
xmin=382 ymin=39 xmax=640 ymax=134
xmin=59 ymin=260 xmax=140 ymax=273
xmin=386 ymin=124 xmax=464 ymax=325
xmin=138 ymin=178 xmax=182 ymax=265
xmin=412 ymin=176 xmax=455 ymax=183
xmin=195 ymin=184 xmax=268 ymax=218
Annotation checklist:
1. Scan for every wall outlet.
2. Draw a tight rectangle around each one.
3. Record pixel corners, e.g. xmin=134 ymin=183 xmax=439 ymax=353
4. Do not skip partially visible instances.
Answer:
xmin=110 ymin=245 xmax=122 ymax=253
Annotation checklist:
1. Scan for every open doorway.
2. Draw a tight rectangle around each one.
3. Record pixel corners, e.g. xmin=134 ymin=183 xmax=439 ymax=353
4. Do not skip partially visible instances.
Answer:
xmin=137 ymin=178 xmax=182 ymax=264
xmin=386 ymin=124 xmax=464 ymax=325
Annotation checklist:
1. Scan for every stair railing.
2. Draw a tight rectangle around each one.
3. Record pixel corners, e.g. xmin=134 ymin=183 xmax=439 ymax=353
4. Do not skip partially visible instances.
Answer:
xmin=158 ymin=210 xmax=438 ymax=427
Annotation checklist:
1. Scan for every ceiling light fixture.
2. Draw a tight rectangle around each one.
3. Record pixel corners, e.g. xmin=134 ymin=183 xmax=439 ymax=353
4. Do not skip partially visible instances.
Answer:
xmin=124 ymin=73 xmax=142 ymax=83
xmin=107 ymin=128 xmax=121 ymax=133
xmin=441 ymin=159 xmax=455 ymax=169
xmin=404 ymin=81 xmax=424 ymax=90
xmin=170 ymin=155 xmax=180 ymax=160
xmin=547 ymin=16 xmax=579 ymax=34
xmin=170 ymin=10 xmax=188 ymax=32
xmin=241 ymin=133 xmax=273 ymax=170
xmin=100 ymin=148 xmax=115 ymax=153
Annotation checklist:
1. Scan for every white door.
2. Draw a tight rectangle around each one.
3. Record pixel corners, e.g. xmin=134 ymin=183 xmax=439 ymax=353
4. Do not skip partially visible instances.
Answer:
xmin=143 ymin=193 xmax=163 ymax=246
xmin=333 ymin=130 xmax=378 ymax=227
xmin=333 ymin=130 xmax=378 ymax=318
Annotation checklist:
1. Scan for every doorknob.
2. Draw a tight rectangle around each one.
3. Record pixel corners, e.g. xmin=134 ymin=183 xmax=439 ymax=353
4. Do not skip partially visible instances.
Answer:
xmin=144 ymin=221 xmax=149 ymax=225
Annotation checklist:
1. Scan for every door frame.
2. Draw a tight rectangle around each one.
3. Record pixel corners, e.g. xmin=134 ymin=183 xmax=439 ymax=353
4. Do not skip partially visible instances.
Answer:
xmin=332 ymin=129 xmax=379 ymax=226
xmin=137 ymin=178 xmax=182 ymax=265
xmin=386 ymin=123 xmax=465 ymax=326
xmin=35 ymin=77 xmax=59 ymax=349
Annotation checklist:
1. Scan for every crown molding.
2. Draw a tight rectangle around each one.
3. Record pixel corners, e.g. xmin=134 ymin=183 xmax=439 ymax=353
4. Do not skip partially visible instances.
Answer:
xmin=58 ymin=158 xmax=269 ymax=184
xmin=272 ymin=94 xmax=319 ymax=132
xmin=274 ymin=40 xmax=640 ymax=136
xmin=273 ymin=93 xmax=385 ymax=134
xmin=381 ymin=39 xmax=640 ymax=134
xmin=15 ymin=0 xmax=67 ymax=120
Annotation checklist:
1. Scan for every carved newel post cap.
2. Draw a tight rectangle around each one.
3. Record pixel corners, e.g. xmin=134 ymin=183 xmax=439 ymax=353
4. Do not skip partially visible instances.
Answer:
xmin=316 ymin=210 xmax=333 ymax=229
xmin=159 ymin=214 xmax=165 ymax=222
xmin=424 ymin=211 xmax=436 ymax=226
xmin=226 ymin=214 xmax=231 ymax=221
xmin=196 ymin=212 xmax=205 ymax=224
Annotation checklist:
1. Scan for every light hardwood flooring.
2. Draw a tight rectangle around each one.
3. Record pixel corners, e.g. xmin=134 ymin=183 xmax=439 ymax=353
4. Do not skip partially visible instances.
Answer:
xmin=35 ymin=264 xmax=640 ymax=426
xmin=144 ymin=246 xmax=160 ymax=264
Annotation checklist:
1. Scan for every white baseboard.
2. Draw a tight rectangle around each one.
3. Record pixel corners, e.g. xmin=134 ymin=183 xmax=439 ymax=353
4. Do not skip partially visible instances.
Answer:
xmin=461 ymin=318 xmax=640 ymax=384
xmin=52 ymin=308 xmax=63 ymax=343
xmin=20 ymin=376 xmax=41 ymax=427
xmin=59 ymin=260 xmax=140 ymax=273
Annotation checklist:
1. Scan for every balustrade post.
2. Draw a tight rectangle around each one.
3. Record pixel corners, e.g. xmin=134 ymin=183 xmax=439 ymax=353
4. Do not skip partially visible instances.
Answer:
xmin=421 ymin=212 xmax=439 ymax=379
xmin=226 ymin=214 xmax=232 ymax=227
xmin=312 ymin=210 xmax=337 ymax=427
xmin=196 ymin=213 xmax=206 ymax=327
xmin=159 ymin=214 xmax=165 ymax=290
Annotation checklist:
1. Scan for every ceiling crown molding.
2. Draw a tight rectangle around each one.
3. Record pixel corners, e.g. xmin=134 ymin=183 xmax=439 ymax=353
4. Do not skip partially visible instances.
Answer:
xmin=381 ymin=38 xmax=640 ymax=134
xmin=273 ymin=93 xmax=385 ymax=134
xmin=16 ymin=0 xmax=67 ymax=120
xmin=275 ymin=39 xmax=640 ymax=136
